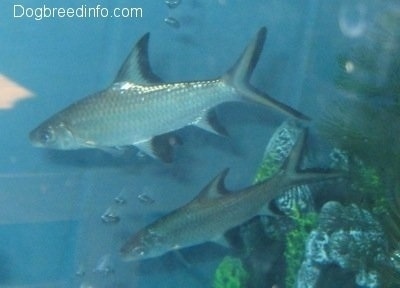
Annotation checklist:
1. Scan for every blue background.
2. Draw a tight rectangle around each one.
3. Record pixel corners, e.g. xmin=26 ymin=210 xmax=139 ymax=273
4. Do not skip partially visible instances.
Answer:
xmin=0 ymin=0 xmax=381 ymax=287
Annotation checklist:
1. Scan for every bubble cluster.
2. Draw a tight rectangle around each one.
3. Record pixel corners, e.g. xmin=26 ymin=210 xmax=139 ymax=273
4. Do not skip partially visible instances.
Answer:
xmin=164 ymin=0 xmax=182 ymax=29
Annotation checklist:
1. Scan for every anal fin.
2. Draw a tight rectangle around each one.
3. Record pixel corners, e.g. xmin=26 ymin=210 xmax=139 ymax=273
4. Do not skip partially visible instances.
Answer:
xmin=195 ymin=109 xmax=228 ymax=136
xmin=135 ymin=132 xmax=182 ymax=163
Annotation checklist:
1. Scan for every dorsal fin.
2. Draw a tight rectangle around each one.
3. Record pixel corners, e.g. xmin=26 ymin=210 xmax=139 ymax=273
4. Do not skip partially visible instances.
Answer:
xmin=196 ymin=168 xmax=230 ymax=201
xmin=225 ymin=27 xmax=267 ymax=85
xmin=114 ymin=33 xmax=163 ymax=84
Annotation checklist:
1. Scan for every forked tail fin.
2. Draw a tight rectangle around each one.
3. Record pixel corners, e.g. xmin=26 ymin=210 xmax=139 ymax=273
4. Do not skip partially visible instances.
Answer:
xmin=282 ymin=128 xmax=345 ymax=185
xmin=224 ymin=27 xmax=310 ymax=121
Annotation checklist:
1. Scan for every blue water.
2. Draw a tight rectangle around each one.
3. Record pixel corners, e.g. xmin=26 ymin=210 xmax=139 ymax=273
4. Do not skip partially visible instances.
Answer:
xmin=0 ymin=0 xmax=387 ymax=287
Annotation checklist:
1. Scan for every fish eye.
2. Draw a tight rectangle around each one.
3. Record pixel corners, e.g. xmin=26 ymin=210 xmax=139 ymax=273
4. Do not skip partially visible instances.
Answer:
xmin=39 ymin=128 xmax=55 ymax=144
xmin=132 ymin=246 xmax=146 ymax=257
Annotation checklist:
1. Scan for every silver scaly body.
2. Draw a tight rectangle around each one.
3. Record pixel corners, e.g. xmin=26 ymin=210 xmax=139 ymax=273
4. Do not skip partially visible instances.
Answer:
xmin=42 ymin=80 xmax=233 ymax=148
xmin=120 ymin=129 xmax=343 ymax=261
xmin=29 ymin=27 xmax=308 ymax=161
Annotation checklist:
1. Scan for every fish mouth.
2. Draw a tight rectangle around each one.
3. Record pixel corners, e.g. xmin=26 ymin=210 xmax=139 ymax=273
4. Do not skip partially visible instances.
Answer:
xmin=119 ymin=241 xmax=148 ymax=262
xmin=119 ymin=248 xmax=136 ymax=262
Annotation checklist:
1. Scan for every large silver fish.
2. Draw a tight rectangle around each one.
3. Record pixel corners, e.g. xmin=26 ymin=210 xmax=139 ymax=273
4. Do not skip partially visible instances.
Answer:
xmin=120 ymin=129 xmax=342 ymax=261
xmin=29 ymin=27 xmax=308 ymax=162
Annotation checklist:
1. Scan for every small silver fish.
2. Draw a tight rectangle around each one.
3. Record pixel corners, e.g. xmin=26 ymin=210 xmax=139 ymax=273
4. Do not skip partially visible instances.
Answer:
xmin=29 ymin=27 xmax=309 ymax=162
xmin=120 ymin=129 xmax=342 ymax=261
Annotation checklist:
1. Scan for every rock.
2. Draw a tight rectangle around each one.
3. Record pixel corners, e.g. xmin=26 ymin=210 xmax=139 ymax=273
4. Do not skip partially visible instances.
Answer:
xmin=296 ymin=201 xmax=393 ymax=288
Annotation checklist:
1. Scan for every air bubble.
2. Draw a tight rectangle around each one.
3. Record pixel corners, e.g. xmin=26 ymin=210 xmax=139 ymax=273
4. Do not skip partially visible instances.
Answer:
xmin=138 ymin=193 xmax=155 ymax=205
xmin=101 ymin=208 xmax=120 ymax=224
xmin=75 ymin=264 xmax=85 ymax=277
xmin=164 ymin=17 xmax=180 ymax=29
xmin=93 ymin=254 xmax=114 ymax=275
xmin=165 ymin=0 xmax=181 ymax=9
xmin=338 ymin=3 xmax=368 ymax=38
xmin=345 ymin=61 xmax=355 ymax=73
xmin=114 ymin=195 xmax=126 ymax=205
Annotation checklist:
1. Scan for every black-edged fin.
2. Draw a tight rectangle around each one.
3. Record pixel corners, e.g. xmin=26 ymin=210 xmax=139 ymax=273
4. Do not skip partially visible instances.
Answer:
xmin=195 ymin=110 xmax=229 ymax=136
xmin=223 ymin=27 xmax=310 ymax=121
xmin=225 ymin=27 xmax=267 ymax=85
xmin=282 ymin=128 xmax=345 ymax=186
xmin=243 ymin=87 xmax=310 ymax=120
xmin=115 ymin=33 xmax=163 ymax=84
xmin=135 ymin=133 xmax=182 ymax=163
xmin=196 ymin=168 xmax=230 ymax=201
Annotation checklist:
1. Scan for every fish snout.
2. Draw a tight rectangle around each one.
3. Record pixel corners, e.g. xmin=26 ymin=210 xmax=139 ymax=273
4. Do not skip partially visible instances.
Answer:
xmin=29 ymin=126 xmax=55 ymax=148
xmin=120 ymin=242 xmax=148 ymax=262
xmin=29 ymin=120 xmax=78 ymax=150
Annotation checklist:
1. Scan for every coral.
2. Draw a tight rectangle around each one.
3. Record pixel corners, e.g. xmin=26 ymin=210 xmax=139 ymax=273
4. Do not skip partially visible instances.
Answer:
xmin=253 ymin=120 xmax=315 ymax=216
xmin=248 ymin=120 xmax=318 ymax=287
xmin=296 ymin=201 xmax=397 ymax=288
xmin=253 ymin=119 xmax=303 ymax=184
xmin=213 ymin=256 xmax=249 ymax=288
xmin=284 ymin=210 xmax=318 ymax=288
xmin=275 ymin=185 xmax=315 ymax=216
xmin=320 ymin=3 xmax=400 ymax=183
xmin=318 ymin=5 xmax=400 ymax=285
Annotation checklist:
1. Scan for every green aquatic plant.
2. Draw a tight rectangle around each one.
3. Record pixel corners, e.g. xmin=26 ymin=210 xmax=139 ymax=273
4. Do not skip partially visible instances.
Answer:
xmin=321 ymin=4 xmax=400 ymax=215
xmin=253 ymin=119 xmax=303 ymax=184
xmin=252 ymin=121 xmax=316 ymax=287
xmin=341 ymin=159 xmax=400 ymax=287
xmin=322 ymin=6 xmax=400 ymax=173
xmin=253 ymin=152 xmax=281 ymax=184
xmin=284 ymin=209 xmax=318 ymax=288
xmin=319 ymin=101 xmax=400 ymax=179
xmin=350 ymin=160 xmax=387 ymax=213
xmin=319 ymin=6 xmax=400 ymax=286
xmin=213 ymin=256 xmax=249 ymax=288
xmin=353 ymin=161 xmax=400 ymax=249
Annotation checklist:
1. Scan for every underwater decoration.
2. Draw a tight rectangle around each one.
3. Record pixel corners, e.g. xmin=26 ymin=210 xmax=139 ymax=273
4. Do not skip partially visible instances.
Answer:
xmin=318 ymin=6 xmax=400 ymax=287
xmin=297 ymin=201 xmax=395 ymax=288
xmin=213 ymin=120 xmax=339 ymax=287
